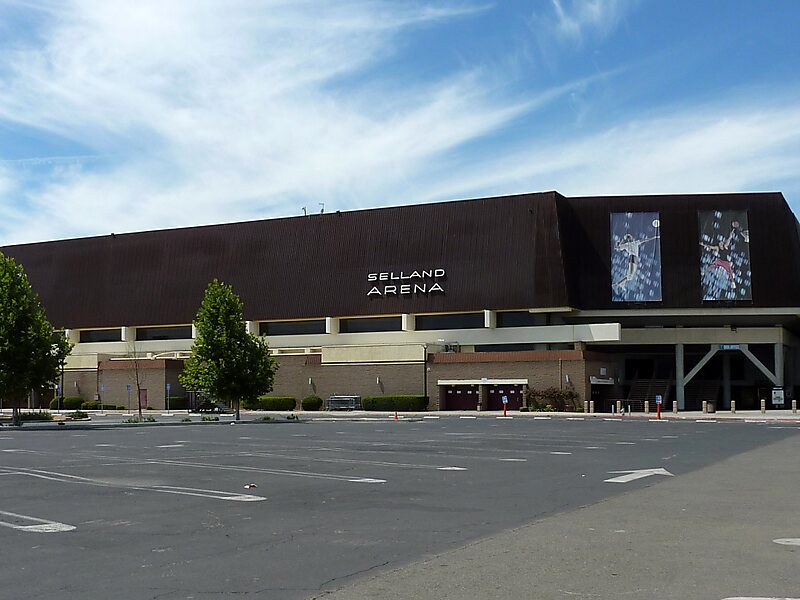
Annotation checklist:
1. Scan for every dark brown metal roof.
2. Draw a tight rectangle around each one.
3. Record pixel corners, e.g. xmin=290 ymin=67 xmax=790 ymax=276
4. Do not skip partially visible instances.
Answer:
xmin=2 ymin=191 xmax=567 ymax=328
xmin=4 ymin=191 xmax=799 ymax=329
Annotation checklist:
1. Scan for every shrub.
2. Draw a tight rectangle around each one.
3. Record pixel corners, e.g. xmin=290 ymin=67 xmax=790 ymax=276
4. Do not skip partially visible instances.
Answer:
xmin=63 ymin=396 xmax=83 ymax=410
xmin=166 ymin=396 xmax=189 ymax=410
xmin=362 ymin=395 xmax=429 ymax=411
xmin=243 ymin=396 xmax=296 ymax=411
xmin=20 ymin=411 xmax=53 ymax=421
xmin=123 ymin=416 xmax=155 ymax=423
xmin=301 ymin=395 xmax=323 ymax=411
xmin=69 ymin=410 xmax=89 ymax=419
xmin=524 ymin=388 xmax=580 ymax=412
xmin=201 ymin=415 xmax=219 ymax=422
xmin=181 ymin=417 xmax=192 ymax=422
xmin=81 ymin=401 xmax=101 ymax=410
xmin=116 ymin=405 xmax=126 ymax=411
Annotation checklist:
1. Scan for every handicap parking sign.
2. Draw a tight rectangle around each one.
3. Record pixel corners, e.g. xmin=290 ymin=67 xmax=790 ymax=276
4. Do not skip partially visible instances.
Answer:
xmin=655 ymin=394 xmax=663 ymax=405
xmin=502 ymin=395 xmax=508 ymax=404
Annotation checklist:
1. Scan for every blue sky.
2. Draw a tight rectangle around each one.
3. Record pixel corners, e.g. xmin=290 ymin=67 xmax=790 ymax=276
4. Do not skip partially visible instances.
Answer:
xmin=1 ymin=0 xmax=799 ymax=245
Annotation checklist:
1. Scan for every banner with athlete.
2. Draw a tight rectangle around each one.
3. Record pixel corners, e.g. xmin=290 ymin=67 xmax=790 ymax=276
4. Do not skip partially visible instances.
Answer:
xmin=698 ymin=210 xmax=752 ymax=301
xmin=610 ymin=212 xmax=662 ymax=302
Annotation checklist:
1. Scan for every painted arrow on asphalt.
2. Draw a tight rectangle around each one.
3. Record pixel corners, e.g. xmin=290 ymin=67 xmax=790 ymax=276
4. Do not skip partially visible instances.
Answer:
xmin=604 ymin=468 xmax=674 ymax=483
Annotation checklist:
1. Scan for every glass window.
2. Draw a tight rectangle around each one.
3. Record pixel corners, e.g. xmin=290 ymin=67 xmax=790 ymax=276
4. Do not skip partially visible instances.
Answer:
xmin=260 ymin=320 xmax=326 ymax=336
xmin=79 ymin=329 xmax=122 ymax=343
xmin=415 ymin=313 xmax=485 ymax=330
xmin=496 ymin=311 xmax=548 ymax=328
xmin=136 ymin=325 xmax=193 ymax=341
xmin=339 ymin=316 xmax=402 ymax=333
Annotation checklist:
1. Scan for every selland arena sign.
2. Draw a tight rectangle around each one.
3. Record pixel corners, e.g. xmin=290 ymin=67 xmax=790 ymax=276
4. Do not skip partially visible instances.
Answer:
xmin=367 ymin=268 xmax=446 ymax=296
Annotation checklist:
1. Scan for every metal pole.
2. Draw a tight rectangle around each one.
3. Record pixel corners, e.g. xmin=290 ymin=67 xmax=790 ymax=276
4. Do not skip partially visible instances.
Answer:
xmin=59 ymin=361 xmax=64 ymax=412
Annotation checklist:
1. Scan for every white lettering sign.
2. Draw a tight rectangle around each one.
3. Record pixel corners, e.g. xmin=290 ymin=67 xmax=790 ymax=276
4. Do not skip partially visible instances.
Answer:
xmin=367 ymin=268 xmax=446 ymax=297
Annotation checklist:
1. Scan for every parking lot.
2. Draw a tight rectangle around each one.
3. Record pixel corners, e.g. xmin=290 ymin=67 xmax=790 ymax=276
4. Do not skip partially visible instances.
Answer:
xmin=1 ymin=417 xmax=798 ymax=599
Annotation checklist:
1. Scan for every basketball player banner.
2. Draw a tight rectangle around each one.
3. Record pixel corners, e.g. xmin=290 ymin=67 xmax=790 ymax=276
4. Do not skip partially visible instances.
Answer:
xmin=698 ymin=210 xmax=752 ymax=301
xmin=610 ymin=212 xmax=662 ymax=302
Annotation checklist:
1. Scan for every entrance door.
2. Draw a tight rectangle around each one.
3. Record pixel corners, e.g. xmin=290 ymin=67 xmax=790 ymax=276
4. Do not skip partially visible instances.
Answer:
xmin=487 ymin=385 xmax=523 ymax=411
xmin=444 ymin=385 xmax=479 ymax=410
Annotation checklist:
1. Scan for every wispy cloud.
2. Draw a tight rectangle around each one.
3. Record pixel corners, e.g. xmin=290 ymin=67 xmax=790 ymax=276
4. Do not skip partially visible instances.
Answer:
xmin=533 ymin=0 xmax=639 ymax=46
xmin=411 ymin=97 xmax=800 ymax=202
xmin=0 ymin=1 xmax=798 ymax=247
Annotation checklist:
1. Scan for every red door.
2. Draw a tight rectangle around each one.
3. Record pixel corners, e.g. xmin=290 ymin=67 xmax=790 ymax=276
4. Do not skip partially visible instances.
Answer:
xmin=444 ymin=385 xmax=479 ymax=410
xmin=487 ymin=385 xmax=523 ymax=411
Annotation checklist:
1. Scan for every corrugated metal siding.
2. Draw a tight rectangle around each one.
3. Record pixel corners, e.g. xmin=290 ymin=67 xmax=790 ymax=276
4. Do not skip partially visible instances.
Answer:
xmin=3 ymin=192 xmax=568 ymax=328
xmin=557 ymin=192 xmax=800 ymax=309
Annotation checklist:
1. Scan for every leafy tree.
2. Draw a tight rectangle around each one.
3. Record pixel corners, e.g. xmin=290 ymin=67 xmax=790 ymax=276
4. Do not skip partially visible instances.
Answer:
xmin=0 ymin=253 xmax=72 ymax=407
xmin=180 ymin=279 xmax=277 ymax=420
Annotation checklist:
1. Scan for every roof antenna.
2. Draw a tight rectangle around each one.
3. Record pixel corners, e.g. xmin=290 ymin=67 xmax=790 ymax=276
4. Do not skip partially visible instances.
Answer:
xmin=319 ymin=202 xmax=325 ymax=214
xmin=301 ymin=207 xmax=307 ymax=216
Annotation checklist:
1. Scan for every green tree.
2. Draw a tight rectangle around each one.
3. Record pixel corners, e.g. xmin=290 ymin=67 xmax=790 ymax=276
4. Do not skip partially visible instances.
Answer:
xmin=180 ymin=279 xmax=277 ymax=420
xmin=0 ymin=253 xmax=72 ymax=408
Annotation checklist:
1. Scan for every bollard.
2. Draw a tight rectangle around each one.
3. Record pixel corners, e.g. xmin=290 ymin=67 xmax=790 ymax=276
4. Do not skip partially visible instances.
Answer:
xmin=644 ymin=401 xmax=649 ymax=414
xmin=793 ymin=399 xmax=797 ymax=414
xmin=672 ymin=401 xmax=678 ymax=414
xmin=616 ymin=400 xmax=622 ymax=414
xmin=583 ymin=401 xmax=589 ymax=413
xmin=760 ymin=399 xmax=766 ymax=414
xmin=702 ymin=400 xmax=708 ymax=414
xmin=731 ymin=400 xmax=736 ymax=414
xmin=589 ymin=400 xmax=595 ymax=413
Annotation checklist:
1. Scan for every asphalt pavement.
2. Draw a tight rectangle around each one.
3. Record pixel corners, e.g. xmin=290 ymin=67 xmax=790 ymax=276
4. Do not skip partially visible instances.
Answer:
xmin=0 ymin=417 xmax=797 ymax=599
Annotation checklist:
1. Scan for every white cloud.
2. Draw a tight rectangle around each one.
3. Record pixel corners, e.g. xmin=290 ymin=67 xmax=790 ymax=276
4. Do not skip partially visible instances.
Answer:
xmin=533 ymin=0 xmax=638 ymax=47
xmin=0 ymin=1 xmax=798 ymax=246
xmin=411 ymin=100 xmax=800 ymax=203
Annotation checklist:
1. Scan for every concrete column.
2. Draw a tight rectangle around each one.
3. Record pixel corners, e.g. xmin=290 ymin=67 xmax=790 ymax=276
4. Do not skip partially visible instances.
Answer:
xmin=484 ymin=310 xmax=496 ymax=329
xmin=722 ymin=353 xmax=731 ymax=410
xmin=325 ymin=317 xmax=339 ymax=335
xmin=401 ymin=314 xmax=415 ymax=332
xmin=675 ymin=343 xmax=685 ymax=411
xmin=775 ymin=343 xmax=785 ymax=388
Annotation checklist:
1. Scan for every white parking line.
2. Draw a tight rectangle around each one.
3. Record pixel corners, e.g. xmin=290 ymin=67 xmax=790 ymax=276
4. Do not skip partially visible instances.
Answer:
xmin=696 ymin=419 xmax=717 ymax=423
xmin=156 ymin=444 xmax=185 ymax=448
xmin=0 ymin=510 xmax=76 ymax=533
xmin=533 ymin=416 xmax=551 ymax=420
xmin=149 ymin=486 xmax=264 ymax=502
xmin=437 ymin=466 xmax=467 ymax=471
xmin=773 ymin=538 xmax=800 ymax=546
xmin=550 ymin=451 xmax=572 ymax=455
xmin=459 ymin=416 xmax=477 ymax=419
xmin=496 ymin=416 xmax=513 ymax=420
xmin=566 ymin=417 xmax=584 ymax=421
xmin=615 ymin=442 xmax=635 ymax=445
xmin=499 ymin=458 xmax=527 ymax=462
xmin=423 ymin=416 xmax=440 ymax=419
xmin=1 ymin=467 xmax=274 ymax=500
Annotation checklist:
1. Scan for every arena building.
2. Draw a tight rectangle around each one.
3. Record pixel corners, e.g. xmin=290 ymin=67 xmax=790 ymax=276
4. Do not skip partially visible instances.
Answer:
xmin=4 ymin=190 xmax=800 ymax=412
